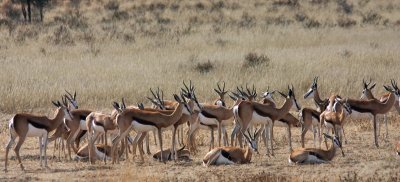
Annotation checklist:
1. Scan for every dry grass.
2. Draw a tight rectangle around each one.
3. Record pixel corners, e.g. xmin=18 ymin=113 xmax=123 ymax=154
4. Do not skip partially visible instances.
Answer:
xmin=0 ymin=0 xmax=400 ymax=181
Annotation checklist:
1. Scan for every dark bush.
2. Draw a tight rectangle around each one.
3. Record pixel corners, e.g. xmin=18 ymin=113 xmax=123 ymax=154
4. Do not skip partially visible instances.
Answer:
xmin=243 ymin=52 xmax=270 ymax=68
xmin=194 ymin=60 xmax=214 ymax=74
xmin=337 ymin=17 xmax=356 ymax=27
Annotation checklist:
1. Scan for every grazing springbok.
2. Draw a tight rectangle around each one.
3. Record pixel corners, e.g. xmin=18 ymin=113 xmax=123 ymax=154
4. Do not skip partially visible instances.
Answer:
xmin=5 ymin=98 xmax=72 ymax=171
xmin=289 ymin=133 xmax=344 ymax=164
xmin=203 ymin=129 xmax=259 ymax=166
xmin=111 ymin=94 xmax=192 ymax=163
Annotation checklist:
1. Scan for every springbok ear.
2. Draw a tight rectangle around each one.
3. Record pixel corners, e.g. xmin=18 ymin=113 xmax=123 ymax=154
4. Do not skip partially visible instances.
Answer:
xmin=52 ymin=101 xmax=59 ymax=107
xmin=173 ymin=94 xmax=181 ymax=102
xmin=121 ymin=98 xmax=126 ymax=110
xmin=383 ymin=85 xmax=393 ymax=92
xmin=112 ymin=102 xmax=122 ymax=112
xmin=228 ymin=94 xmax=236 ymax=101
xmin=277 ymin=91 xmax=287 ymax=98
xmin=180 ymin=93 xmax=187 ymax=103
xmin=370 ymin=83 xmax=376 ymax=90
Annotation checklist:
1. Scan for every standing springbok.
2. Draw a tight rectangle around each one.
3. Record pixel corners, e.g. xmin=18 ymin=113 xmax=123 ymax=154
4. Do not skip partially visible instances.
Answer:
xmin=289 ymin=133 xmax=344 ymax=164
xmin=111 ymin=94 xmax=192 ymax=163
xmin=85 ymin=108 xmax=120 ymax=164
xmin=236 ymin=85 xmax=301 ymax=155
xmin=303 ymin=77 xmax=329 ymax=112
xmin=203 ymin=129 xmax=259 ymax=166
xmin=232 ymin=86 xmax=299 ymax=151
xmin=4 ymin=98 xmax=72 ymax=171
xmin=320 ymin=98 xmax=352 ymax=148
xmin=341 ymin=80 xmax=398 ymax=147
xmin=135 ymin=87 xmax=198 ymax=161
xmin=187 ymin=87 xmax=239 ymax=149
xmin=360 ymin=79 xmax=400 ymax=139
xmin=213 ymin=82 xmax=228 ymax=107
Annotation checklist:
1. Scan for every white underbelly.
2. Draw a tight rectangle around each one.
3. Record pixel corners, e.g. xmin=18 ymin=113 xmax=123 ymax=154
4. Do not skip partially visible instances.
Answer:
xmin=26 ymin=124 xmax=47 ymax=137
xmin=92 ymin=122 xmax=105 ymax=133
xmin=304 ymin=154 xmax=326 ymax=164
xmin=95 ymin=148 xmax=110 ymax=160
xmin=80 ymin=120 xmax=87 ymax=130
xmin=215 ymin=154 xmax=234 ymax=165
xmin=251 ymin=112 xmax=271 ymax=125
xmin=132 ymin=120 xmax=157 ymax=132
xmin=324 ymin=121 xmax=334 ymax=129
xmin=199 ymin=113 xmax=218 ymax=125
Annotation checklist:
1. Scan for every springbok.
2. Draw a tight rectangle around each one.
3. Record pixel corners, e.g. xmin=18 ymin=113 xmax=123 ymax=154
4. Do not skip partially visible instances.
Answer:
xmin=5 ymin=98 xmax=72 ymax=171
xmin=111 ymin=94 xmax=192 ymax=163
xmin=339 ymin=80 xmax=398 ymax=147
xmin=303 ymin=77 xmax=329 ymax=112
xmin=74 ymin=142 xmax=125 ymax=162
xmin=360 ymin=79 xmax=400 ymax=139
xmin=289 ymin=133 xmax=344 ymax=164
xmin=213 ymin=82 xmax=228 ymax=107
xmin=153 ymin=146 xmax=191 ymax=161
xmin=236 ymin=85 xmax=301 ymax=155
xmin=320 ymin=98 xmax=352 ymax=148
xmin=203 ymin=129 xmax=259 ymax=166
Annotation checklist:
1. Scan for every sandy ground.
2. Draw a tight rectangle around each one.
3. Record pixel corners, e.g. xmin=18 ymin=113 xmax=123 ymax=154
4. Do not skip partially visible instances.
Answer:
xmin=0 ymin=112 xmax=400 ymax=181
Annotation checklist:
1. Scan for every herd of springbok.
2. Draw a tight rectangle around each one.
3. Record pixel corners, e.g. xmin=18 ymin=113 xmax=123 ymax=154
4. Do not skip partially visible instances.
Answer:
xmin=4 ymin=78 xmax=400 ymax=171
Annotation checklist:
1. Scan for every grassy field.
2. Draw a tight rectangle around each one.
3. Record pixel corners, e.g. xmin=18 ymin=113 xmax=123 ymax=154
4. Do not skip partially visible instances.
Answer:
xmin=0 ymin=0 xmax=400 ymax=181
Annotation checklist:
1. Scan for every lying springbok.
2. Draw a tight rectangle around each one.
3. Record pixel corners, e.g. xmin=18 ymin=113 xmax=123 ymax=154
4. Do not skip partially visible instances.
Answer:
xmin=5 ymin=98 xmax=72 ymax=171
xmin=203 ymin=129 xmax=259 ymax=166
xmin=74 ymin=142 xmax=125 ymax=162
xmin=153 ymin=146 xmax=191 ymax=161
xmin=289 ymin=133 xmax=344 ymax=164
